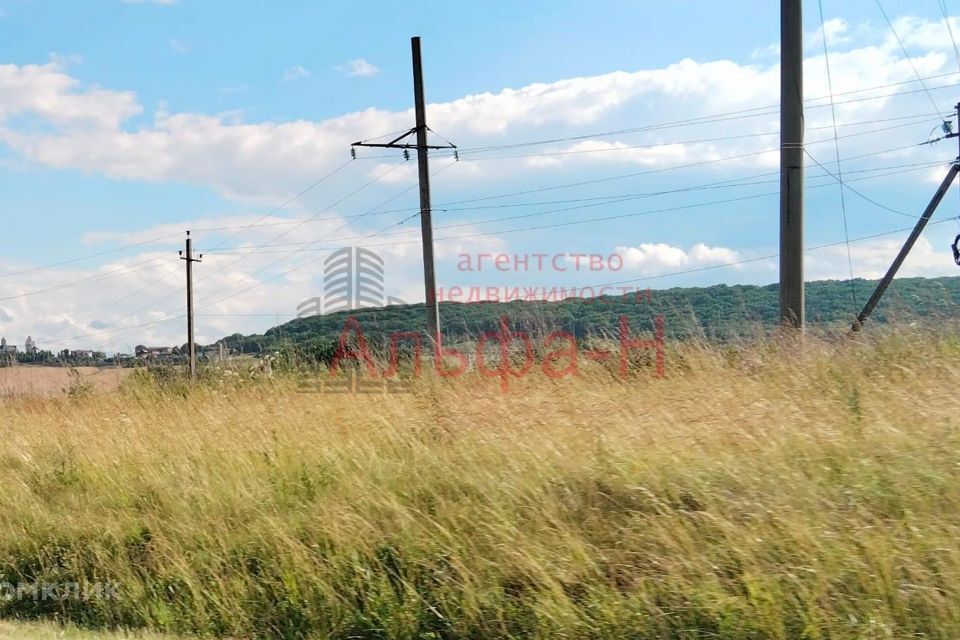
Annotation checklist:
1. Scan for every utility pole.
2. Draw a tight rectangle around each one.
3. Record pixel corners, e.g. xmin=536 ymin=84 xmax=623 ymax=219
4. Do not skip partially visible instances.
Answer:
xmin=179 ymin=231 xmax=202 ymax=378
xmin=411 ymin=36 xmax=440 ymax=347
xmin=351 ymin=36 xmax=456 ymax=349
xmin=780 ymin=0 xmax=805 ymax=329
xmin=852 ymin=102 xmax=960 ymax=331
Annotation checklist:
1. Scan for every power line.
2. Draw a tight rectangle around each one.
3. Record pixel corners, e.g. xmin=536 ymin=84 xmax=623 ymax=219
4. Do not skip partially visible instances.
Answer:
xmin=72 ymin=166 xmax=947 ymax=350
xmin=73 ymin=162 xmax=418 ymax=351
xmin=202 ymin=159 xmax=945 ymax=255
xmin=939 ymin=0 xmax=960 ymax=73
xmin=193 ymin=160 xmax=461 ymax=314
xmin=802 ymin=149 xmax=924 ymax=219
xmin=428 ymin=141 xmax=930 ymax=210
xmin=97 ymin=161 xmax=410 ymax=333
xmin=449 ymin=114 xmax=941 ymax=163
xmin=194 ymin=218 xmax=960 ymax=331
xmin=448 ymin=76 xmax=960 ymax=156
xmin=0 ymin=257 xmax=171 ymax=303
xmin=584 ymin=217 xmax=958 ymax=291
xmin=8 ymin=76 xmax=959 ymax=294
xmin=0 ymin=232 xmax=181 ymax=281
xmin=24 ymin=146 xmax=936 ymax=330
xmin=205 ymin=158 xmax=355 ymax=252
xmin=185 ymin=113 xmax=943 ymax=234
xmin=35 ymin=263 xmax=181 ymax=344
xmin=818 ymin=0 xmax=857 ymax=305
xmin=193 ymin=153 xmax=944 ymax=235
xmin=202 ymin=161 xmax=942 ymax=265
xmin=0 ymin=161 xmax=352 ymax=284
xmin=42 ymin=315 xmax=186 ymax=350
xmin=179 ymin=110 xmax=948 ymax=245
xmin=874 ymin=0 xmax=950 ymax=119
xmin=198 ymin=160 xmax=405 ymax=277
xmin=191 ymin=162 xmax=438 ymax=310
xmin=44 ymin=148 xmax=940 ymax=351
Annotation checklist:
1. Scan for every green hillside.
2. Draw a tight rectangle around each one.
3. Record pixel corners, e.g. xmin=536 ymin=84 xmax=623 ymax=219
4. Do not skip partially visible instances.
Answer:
xmin=213 ymin=277 xmax=960 ymax=354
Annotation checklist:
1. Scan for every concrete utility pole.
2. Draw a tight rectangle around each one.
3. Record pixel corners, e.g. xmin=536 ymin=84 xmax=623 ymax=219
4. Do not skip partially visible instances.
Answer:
xmin=351 ymin=37 xmax=456 ymax=349
xmin=852 ymin=102 xmax=960 ymax=331
xmin=411 ymin=36 xmax=441 ymax=347
xmin=780 ymin=0 xmax=805 ymax=329
xmin=179 ymin=231 xmax=202 ymax=379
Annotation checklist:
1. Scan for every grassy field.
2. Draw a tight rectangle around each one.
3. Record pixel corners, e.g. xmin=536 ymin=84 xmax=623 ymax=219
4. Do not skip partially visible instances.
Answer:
xmin=0 ymin=620 xmax=177 ymax=639
xmin=0 ymin=330 xmax=959 ymax=638
xmin=0 ymin=366 xmax=129 ymax=397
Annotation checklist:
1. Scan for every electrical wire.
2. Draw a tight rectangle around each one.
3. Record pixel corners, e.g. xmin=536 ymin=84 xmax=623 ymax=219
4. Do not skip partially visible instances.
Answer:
xmin=583 ymin=217 xmax=958 ymax=291
xmin=452 ymin=75 xmax=960 ymax=155
xmin=0 ymin=257 xmax=171 ymax=303
xmin=0 ymin=232 xmax=181 ymax=280
xmin=36 ymin=263 xmax=182 ymax=344
xmin=938 ymin=0 xmax=960 ymax=73
xmin=43 ymin=161 xmax=408 ymax=349
xmin=203 ymin=160 xmax=943 ymax=254
xmin=818 ymin=0 xmax=858 ymax=305
xmin=194 ymin=160 xmax=461 ymax=313
xmin=802 ymin=149 xmax=930 ymax=219
xmin=205 ymin=158 xmax=354 ymax=252
xmin=874 ymin=0 xmax=950 ymax=119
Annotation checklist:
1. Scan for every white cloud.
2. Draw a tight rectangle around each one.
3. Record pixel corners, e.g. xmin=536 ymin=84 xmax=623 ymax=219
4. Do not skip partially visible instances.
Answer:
xmin=889 ymin=15 xmax=960 ymax=51
xmin=807 ymin=234 xmax=958 ymax=281
xmin=47 ymin=52 xmax=83 ymax=69
xmin=0 ymin=62 xmax=141 ymax=130
xmin=615 ymin=242 xmax=740 ymax=274
xmin=750 ymin=43 xmax=780 ymax=60
xmin=339 ymin=58 xmax=380 ymax=78
xmin=0 ymin=207 xmax=508 ymax=353
xmin=2 ymin=10 xmax=960 ymax=351
xmin=282 ymin=65 xmax=310 ymax=82
xmin=806 ymin=17 xmax=853 ymax=51
xmin=4 ymin=18 xmax=956 ymax=202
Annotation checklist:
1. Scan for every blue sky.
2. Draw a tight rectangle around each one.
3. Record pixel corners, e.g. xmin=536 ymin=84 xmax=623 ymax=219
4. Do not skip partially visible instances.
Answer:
xmin=1 ymin=0 xmax=959 ymax=352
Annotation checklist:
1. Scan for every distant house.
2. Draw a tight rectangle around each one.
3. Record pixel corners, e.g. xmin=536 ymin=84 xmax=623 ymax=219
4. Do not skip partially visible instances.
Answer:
xmin=60 ymin=349 xmax=105 ymax=361
xmin=135 ymin=345 xmax=174 ymax=358
xmin=0 ymin=338 xmax=17 ymax=355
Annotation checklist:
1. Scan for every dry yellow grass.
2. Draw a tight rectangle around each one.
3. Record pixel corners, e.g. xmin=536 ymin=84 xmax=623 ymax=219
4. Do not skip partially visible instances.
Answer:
xmin=0 ymin=330 xmax=958 ymax=637
xmin=0 ymin=366 xmax=129 ymax=397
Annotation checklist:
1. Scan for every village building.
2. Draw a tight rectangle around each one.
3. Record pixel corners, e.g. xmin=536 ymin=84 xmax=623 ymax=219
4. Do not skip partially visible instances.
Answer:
xmin=135 ymin=345 xmax=174 ymax=358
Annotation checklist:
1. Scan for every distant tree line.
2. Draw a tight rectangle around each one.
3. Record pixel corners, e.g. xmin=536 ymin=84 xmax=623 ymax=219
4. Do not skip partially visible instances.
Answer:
xmin=205 ymin=276 xmax=960 ymax=356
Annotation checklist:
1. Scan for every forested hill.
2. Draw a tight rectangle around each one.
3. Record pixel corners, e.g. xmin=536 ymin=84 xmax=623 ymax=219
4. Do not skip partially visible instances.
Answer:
xmin=213 ymin=276 xmax=960 ymax=353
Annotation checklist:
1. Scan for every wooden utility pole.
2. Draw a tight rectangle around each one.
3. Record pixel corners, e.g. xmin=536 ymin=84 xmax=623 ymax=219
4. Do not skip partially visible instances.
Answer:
xmin=351 ymin=37 xmax=456 ymax=349
xmin=179 ymin=231 xmax=202 ymax=378
xmin=780 ymin=0 xmax=805 ymax=329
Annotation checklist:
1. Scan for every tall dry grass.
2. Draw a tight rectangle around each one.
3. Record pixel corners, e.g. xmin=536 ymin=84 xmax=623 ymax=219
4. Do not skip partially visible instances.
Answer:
xmin=0 ymin=329 xmax=959 ymax=638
